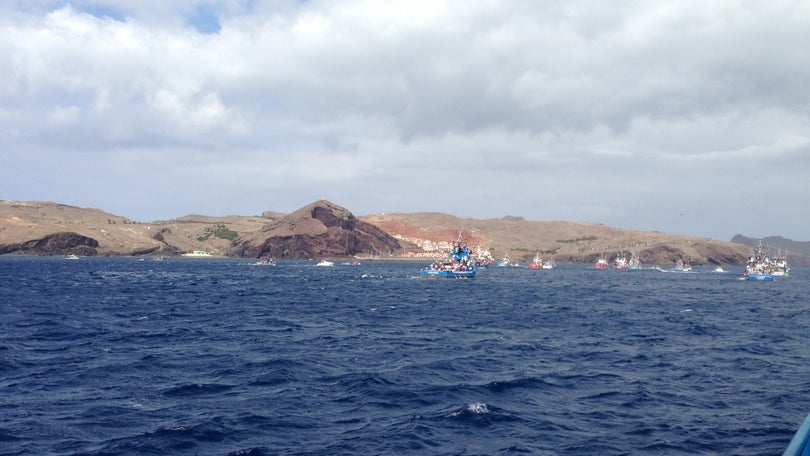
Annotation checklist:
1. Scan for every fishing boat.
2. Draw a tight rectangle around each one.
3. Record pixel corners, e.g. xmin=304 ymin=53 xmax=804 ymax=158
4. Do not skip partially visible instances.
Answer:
xmin=542 ymin=254 xmax=555 ymax=270
xmin=743 ymin=241 xmax=774 ymax=281
xmin=613 ymin=252 xmax=629 ymax=270
xmin=474 ymin=245 xmax=494 ymax=267
xmin=253 ymin=256 xmax=276 ymax=266
xmin=420 ymin=231 xmax=476 ymax=278
xmin=496 ymin=252 xmax=517 ymax=267
xmin=772 ymin=250 xmax=790 ymax=276
xmin=593 ymin=253 xmax=609 ymax=269
xmin=527 ymin=252 xmax=543 ymax=269
xmin=628 ymin=252 xmax=642 ymax=270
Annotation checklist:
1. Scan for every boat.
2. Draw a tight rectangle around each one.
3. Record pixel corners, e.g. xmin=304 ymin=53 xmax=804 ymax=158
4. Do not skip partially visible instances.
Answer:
xmin=613 ymin=252 xmax=629 ymax=270
xmin=527 ymin=252 xmax=544 ymax=269
xmin=772 ymin=250 xmax=790 ymax=276
xmin=672 ymin=259 xmax=692 ymax=272
xmin=713 ymin=266 xmax=725 ymax=273
xmin=474 ymin=245 xmax=494 ymax=267
xmin=628 ymin=252 xmax=642 ymax=270
xmin=784 ymin=412 xmax=810 ymax=456
xmin=253 ymin=256 xmax=276 ymax=266
xmin=743 ymin=241 xmax=774 ymax=281
xmin=315 ymin=260 xmax=335 ymax=267
xmin=593 ymin=253 xmax=609 ymax=269
xmin=182 ymin=250 xmax=211 ymax=257
xmin=496 ymin=253 xmax=518 ymax=267
xmin=420 ymin=231 xmax=476 ymax=278
xmin=65 ymin=254 xmax=80 ymax=260
xmin=542 ymin=254 xmax=555 ymax=270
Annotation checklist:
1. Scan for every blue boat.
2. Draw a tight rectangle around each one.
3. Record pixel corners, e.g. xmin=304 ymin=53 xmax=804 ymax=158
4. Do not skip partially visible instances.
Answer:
xmin=420 ymin=231 xmax=477 ymax=278
xmin=744 ymin=240 xmax=775 ymax=281
xmin=745 ymin=273 xmax=774 ymax=281
xmin=784 ymin=413 xmax=810 ymax=456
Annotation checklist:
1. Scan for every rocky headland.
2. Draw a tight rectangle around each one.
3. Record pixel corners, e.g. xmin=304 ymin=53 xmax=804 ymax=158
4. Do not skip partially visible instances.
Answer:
xmin=1 ymin=199 xmax=806 ymax=266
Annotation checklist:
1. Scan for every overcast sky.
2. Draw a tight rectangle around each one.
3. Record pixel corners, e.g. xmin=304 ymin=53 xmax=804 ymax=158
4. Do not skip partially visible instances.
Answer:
xmin=2 ymin=1 xmax=808 ymax=240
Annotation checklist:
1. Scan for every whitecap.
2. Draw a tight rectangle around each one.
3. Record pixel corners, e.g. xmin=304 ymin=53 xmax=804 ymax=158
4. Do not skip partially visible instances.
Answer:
xmin=467 ymin=402 xmax=489 ymax=414
xmin=449 ymin=402 xmax=490 ymax=416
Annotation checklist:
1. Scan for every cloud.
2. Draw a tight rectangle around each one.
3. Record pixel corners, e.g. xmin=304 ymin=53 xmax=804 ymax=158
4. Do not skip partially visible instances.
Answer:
xmin=1 ymin=1 xmax=809 ymax=239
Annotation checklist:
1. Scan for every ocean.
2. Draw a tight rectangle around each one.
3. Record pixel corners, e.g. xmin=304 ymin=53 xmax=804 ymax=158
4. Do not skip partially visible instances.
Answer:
xmin=1 ymin=256 xmax=809 ymax=455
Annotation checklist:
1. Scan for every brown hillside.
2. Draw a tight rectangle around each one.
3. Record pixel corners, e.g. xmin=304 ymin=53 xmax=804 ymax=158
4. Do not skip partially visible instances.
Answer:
xmin=0 ymin=200 xmax=270 ymax=256
xmin=1 ymin=199 xmax=398 ymax=258
xmin=360 ymin=213 xmax=754 ymax=266
xmin=231 ymin=200 xmax=401 ymax=258
xmin=3 ymin=199 xmax=802 ymax=266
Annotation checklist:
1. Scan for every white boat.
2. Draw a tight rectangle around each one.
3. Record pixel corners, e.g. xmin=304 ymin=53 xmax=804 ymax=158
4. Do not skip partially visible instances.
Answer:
xmin=743 ymin=241 xmax=774 ymax=280
xmin=628 ymin=253 xmax=642 ymax=270
xmin=542 ymin=255 xmax=555 ymax=270
xmin=66 ymin=254 xmax=80 ymax=260
xmin=182 ymin=250 xmax=211 ymax=257
xmin=315 ymin=260 xmax=335 ymax=267
xmin=714 ymin=266 xmax=725 ymax=273
xmin=772 ymin=250 xmax=790 ymax=276
xmin=672 ymin=260 xmax=692 ymax=272
xmin=253 ymin=256 xmax=276 ymax=266
xmin=613 ymin=252 xmax=629 ymax=270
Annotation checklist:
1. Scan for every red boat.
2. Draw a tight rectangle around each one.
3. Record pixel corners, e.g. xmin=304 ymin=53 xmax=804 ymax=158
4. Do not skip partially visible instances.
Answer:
xmin=528 ymin=252 xmax=543 ymax=269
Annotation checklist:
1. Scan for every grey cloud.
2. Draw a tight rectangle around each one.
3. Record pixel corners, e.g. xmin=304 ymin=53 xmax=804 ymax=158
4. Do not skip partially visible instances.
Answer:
xmin=1 ymin=1 xmax=809 ymax=239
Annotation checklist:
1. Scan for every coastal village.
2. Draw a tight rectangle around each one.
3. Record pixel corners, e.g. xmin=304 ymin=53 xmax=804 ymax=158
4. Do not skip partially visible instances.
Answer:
xmin=391 ymin=233 xmax=494 ymax=262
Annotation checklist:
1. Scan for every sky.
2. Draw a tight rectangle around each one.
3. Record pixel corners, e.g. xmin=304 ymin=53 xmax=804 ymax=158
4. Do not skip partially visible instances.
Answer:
xmin=1 ymin=1 xmax=809 ymax=241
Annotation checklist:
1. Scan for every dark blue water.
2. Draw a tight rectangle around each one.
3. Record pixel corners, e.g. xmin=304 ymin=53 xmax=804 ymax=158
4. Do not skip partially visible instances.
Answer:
xmin=2 ymin=257 xmax=809 ymax=455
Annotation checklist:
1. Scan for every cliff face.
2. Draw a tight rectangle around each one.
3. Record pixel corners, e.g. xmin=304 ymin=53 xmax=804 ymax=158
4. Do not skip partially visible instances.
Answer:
xmin=232 ymin=200 xmax=401 ymax=258
xmin=0 ymin=232 xmax=100 ymax=256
